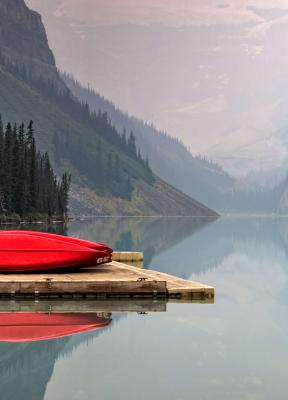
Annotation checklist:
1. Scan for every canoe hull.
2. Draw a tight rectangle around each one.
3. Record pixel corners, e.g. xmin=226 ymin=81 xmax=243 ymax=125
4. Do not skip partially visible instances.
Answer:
xmin=0 ymin=234 xmax=112 ymax=272
xmin=0 ymin=250 xmax=111 ymax=272
xmin=0 ymin=230 xmax=113 ymax=254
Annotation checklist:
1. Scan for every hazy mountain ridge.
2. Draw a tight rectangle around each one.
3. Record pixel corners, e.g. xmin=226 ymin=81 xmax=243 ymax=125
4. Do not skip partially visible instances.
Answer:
xmin=2 ymin=0 xmax=287 ymax=215
xmin=0 ymin=0 xmax=217 ymax=217
xmin=26 ymin=1 xmax=288 ymax=182
xmin=0 ymin=0 xmax=66 ymax=92
xmin=63 ymin=73 xmax=235 ymax=211
xmin=63 ymin=73 xmax=288 ymax=214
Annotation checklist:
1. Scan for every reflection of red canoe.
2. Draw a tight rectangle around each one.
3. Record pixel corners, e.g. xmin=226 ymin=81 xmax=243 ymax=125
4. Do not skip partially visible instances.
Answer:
xmin=0 ymin=313 xmax=112 ymax=342
xmin=0 ymin=230 xmax=113 ymax=254
xmin=0 ymin=234 xmax=111 ymax=272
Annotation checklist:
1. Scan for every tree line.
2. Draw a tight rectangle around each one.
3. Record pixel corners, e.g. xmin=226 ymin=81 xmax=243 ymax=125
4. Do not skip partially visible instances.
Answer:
xmin=0 ymin=118 xmax=70 ymax=220
xmin=0 ymin=51 xmax=154 ymax=200
xmin=53 ymin=125 xmax=153 ymax=200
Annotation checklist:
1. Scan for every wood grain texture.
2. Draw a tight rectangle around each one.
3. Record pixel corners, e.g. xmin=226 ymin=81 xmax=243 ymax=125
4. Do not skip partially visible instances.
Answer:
xmin=112 ymin=252 xmax=144 ymax=262
xmin=0 ymin=260 xmax=214 ymax=299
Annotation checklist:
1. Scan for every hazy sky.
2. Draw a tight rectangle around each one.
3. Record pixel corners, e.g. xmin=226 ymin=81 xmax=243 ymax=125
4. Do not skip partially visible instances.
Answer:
xmin=27 ymin=0 xmax=288 ymax=26
xmin=26 ymin=0 xmax=288 ymax=180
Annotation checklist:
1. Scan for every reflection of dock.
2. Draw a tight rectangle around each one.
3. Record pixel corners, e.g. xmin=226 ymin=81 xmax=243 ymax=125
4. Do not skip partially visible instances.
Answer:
xmin=0 ymin=254 xmax=214 ymax=301
xmin=0 ymin=299 xmax=167 ymax=313
xmin=0 ymin=296 xmax=214 ymax=314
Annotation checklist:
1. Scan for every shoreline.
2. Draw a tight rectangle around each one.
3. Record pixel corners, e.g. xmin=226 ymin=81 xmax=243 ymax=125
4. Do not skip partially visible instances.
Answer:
xmin=0 ymin=215 xmax=67 ymax=226
xmin=0 ymin=221 xmax=66 ymax=226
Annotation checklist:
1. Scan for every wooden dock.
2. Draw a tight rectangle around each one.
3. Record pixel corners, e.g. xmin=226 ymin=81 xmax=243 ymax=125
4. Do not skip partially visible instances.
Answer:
xmin=0 ymin=254 xmax=214 ymax=301
xmin=112 ymin=251 xmax=143 ymax=262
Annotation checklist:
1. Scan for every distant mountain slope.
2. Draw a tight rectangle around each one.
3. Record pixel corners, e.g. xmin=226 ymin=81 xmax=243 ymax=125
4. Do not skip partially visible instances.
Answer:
xmin=0 ymin=0 xmax=65 ymax=91
xmin=62 ymin=74 xmax=234 ymax=211
xmin=0 ymin=0 xmax=217 ymax=217
xmin=70 ymin=176 xmax=218 ymax=217
xmin=24 ymin=2 xmax=288 ymax=180
xmin=0 ymin=64 xmax=217 ymax=216
xmin=63 ymin=75 xmax=288 ymax=214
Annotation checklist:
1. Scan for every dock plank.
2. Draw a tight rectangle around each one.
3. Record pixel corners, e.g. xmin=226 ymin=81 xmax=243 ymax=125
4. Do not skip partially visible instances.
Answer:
xmin=112 ymin=252 xmax=144 ymax=262
xmin=0 ymin=260 xmax=214 ymax=300
xmin=111 ymin=262 xmax=214 ymax=299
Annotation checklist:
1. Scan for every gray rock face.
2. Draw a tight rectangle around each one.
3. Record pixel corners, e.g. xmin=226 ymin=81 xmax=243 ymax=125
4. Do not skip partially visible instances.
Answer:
xmin=0 ymin=0 xmax=66 ymax=91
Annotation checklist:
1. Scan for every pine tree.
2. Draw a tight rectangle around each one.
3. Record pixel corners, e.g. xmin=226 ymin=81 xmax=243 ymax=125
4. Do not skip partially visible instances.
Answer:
xmin=0 ymin=116 xmax=4 ymax=214
xmin=0 ymin=115 xmax=4 ymax=190
xmin=3 ymin=123 xmax=13 ymax=212
xmin=114 ymin=154 xmax=120 ymax=181
xmin=53 ymin=131 xmax=60 ymax=163
xmin=128 ymin=131 xmax=137 ymax=157
xmin=59 ymin=173 xmax=71 ymax=219
xmin=0 ymin=120 xmax=71 ymax=220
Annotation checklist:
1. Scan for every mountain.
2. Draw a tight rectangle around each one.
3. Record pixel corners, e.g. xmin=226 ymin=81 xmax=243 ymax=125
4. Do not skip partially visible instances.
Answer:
xmin=25 ymin=0 xmax=288 ymax=182
xmin=62 ymin=74 xmax=288 ymax=214
xmin=62 ymin=73 xmax=235 ymax=211
xmin=0 ymin=0 xmax=65 ymax=92
xmin=0 ymin=0 xmax=217 ymax=217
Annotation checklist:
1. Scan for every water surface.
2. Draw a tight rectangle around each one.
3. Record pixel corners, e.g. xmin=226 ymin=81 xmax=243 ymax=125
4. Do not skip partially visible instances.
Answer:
xmin=1 ymin=217 xmax=288 ymax=399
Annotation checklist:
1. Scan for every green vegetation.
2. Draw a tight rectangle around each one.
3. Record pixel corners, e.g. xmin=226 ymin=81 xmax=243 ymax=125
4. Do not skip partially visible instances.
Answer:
xmin=62 ymin=73 xmax=235 ymax=210
xmin=0 ymin=60 xmax=216 ymax=217
xmin=0 ymin=57 xmax=154 ymax=202
xmin=0 ymin=118 xmax=70 ymax=221
xmin=63 ymin=73 xmax=285 ymax=214
xmin=0 ymin=2 xmax=219 ymax=218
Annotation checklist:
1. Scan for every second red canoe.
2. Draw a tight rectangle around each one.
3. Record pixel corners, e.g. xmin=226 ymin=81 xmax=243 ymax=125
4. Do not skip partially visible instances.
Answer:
xmin=0 ymin=234 xmax=111 ymax=272
xmin=0 ymin=230 xmax=113 ymax=254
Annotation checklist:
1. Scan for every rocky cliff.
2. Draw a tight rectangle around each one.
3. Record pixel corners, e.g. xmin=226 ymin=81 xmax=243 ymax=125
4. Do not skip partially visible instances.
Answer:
xmin=0 ymin=0 xmax=66 ymax=91
xmin=0 ymin=0 xmax=218 ymax=217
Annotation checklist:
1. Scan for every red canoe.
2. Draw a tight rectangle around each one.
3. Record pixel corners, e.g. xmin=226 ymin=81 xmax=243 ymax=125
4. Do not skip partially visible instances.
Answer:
xmin=0 ymin=234 xmax=112 ymax=272
xmin=0 ymin=230 xmax=113 ymax=254
xmin=0 ymin=312 xmax=112 ymax=342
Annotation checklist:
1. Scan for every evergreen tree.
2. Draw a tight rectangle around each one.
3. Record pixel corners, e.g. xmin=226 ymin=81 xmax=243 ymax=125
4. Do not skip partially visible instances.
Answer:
xmin=0 ymin=56 xmax=155 ymax=200
xmin=128 ymin=131 xmax=137 ymax=157
xmin=3 ymin=123 xmax=13 ymax=212
xmin=0 ymin=116 xmax=4 ymax=214
xmin=53 ymin=131 xmax=60 ymax=163
xmin=0 ymin=120 xmax=70 ymax=220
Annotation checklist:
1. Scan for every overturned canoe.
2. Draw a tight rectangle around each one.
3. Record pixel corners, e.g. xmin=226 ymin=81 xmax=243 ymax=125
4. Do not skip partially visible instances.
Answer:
xmin=0 ymin=312 xmax=112 ymax=342
xmin=0 ymin=230 xmax=113 ymax=254
xmin=0 ymin=234 xmax=111 ymax=272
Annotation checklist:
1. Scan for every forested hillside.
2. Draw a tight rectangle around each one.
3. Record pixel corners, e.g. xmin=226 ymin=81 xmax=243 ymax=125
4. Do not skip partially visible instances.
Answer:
xmin=63 ymin=74 xmax=288 ymax=214
xmin=0 ymin=55 xmax=155 ymax=199
xmin=62 ymin=74 xmax=235 ymax=210
xmin=0 ymin=119 xmax=70 ymax=221
xmin=0 ymin=0 xmax=218 ymax=217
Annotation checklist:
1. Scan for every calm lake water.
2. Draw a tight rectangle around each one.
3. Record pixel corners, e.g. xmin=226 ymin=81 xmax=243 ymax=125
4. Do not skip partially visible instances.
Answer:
xmin=1 ymin=216 xmax=288 ymax=399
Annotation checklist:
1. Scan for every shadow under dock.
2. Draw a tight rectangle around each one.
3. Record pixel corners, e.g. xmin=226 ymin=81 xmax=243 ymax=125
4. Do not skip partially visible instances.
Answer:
xmin=0 ymin=259 xmax=214 ymax=302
